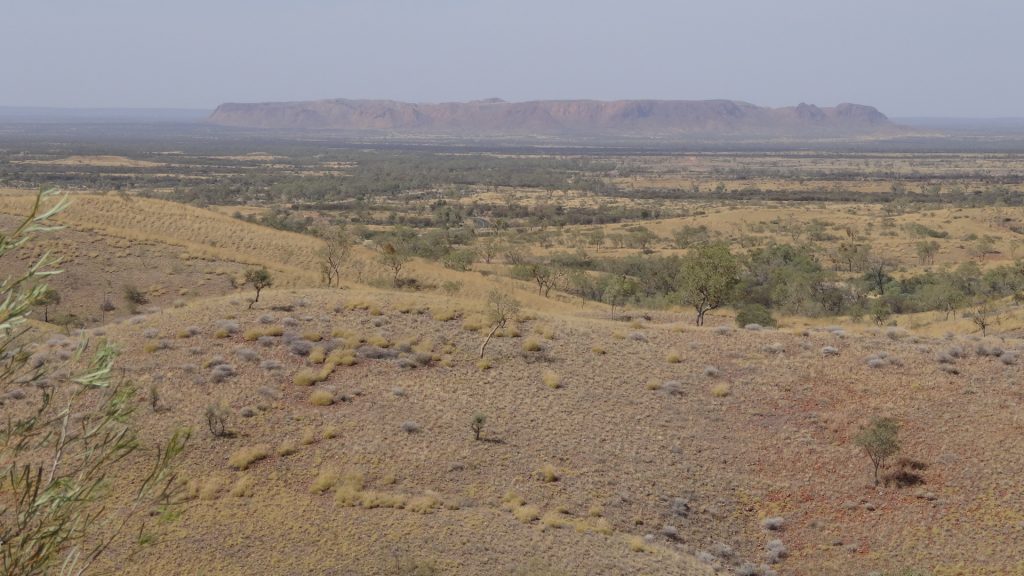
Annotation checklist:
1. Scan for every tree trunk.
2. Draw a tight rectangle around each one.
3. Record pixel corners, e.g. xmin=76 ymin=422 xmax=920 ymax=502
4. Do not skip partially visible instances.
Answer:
xmin=479 ymin=324 xmax=500 ymax=358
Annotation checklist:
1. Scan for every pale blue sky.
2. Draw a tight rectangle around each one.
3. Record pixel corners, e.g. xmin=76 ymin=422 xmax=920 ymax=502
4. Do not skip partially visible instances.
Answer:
xmin=2 ymin=0 xmax=1020 ymax=116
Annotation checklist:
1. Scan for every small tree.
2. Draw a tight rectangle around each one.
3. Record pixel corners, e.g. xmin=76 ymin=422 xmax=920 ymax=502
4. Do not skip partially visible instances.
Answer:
xmin=970 ymin=304 xmax=1001 ymax=336
xmin=318 ymin=226 xmax=352 ymax=288
xmin=34 ymin=286 xmax=61 ymax=322
xmin=479 ymin=290 xmax=520 ymax=358
xmin=677 ymin=243 xmax=740 ymax=326
xmin=470 ymin=414 xmax=486 ymax=441
xmin=915 ymin=240 xmax=939 ymax=265
xmin=378 ymin=242 xmax=411 ymax=287
xmin=854 ymin=417 xmax=901 ymax=486
xmin=245 ymin=267 xmax=273 ymax=309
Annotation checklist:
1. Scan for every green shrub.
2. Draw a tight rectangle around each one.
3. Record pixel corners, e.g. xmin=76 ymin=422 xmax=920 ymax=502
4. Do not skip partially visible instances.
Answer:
xmin=735 ymin=303 xmax=777 ymax=328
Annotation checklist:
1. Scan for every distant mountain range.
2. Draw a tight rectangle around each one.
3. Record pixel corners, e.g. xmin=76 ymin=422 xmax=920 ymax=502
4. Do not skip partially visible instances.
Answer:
xmin=207 ymin=98 xmax=900 ymax=139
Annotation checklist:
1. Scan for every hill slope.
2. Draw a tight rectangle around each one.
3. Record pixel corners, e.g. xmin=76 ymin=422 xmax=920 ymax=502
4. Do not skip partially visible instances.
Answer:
xmin=208 ymin=98 xmax=898 ymax=139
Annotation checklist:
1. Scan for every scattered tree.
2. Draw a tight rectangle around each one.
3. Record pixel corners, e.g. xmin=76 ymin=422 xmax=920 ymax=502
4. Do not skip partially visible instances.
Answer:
xmin=970 ymin=304 xmax=1001 ymax=336
xmin=677 ymin=243 xmax=740 ymax=326
xmin=317 ymin=226 xmax=353 ymax=288
xmin=378 ymin=242 xmax=412 ymax=287
xmin=854 ymin=417 xmax=901 ymax=486
xmin=245 ymin=267 xmax=273 ymax=309
xmin=34 ymin=286 xmax=60 ymax=322
xmin=479 ymin=290 xmax=520 ymax=358
xmin=470 ymin=414 xmax=486 ymax=441
xmin=915 ymin=240 xmax=939 ymax=265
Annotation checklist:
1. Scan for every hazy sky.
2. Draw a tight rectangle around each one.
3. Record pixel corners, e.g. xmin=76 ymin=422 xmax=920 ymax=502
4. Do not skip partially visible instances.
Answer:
xmin=3 ymin=0 xmax=1021 ymax=117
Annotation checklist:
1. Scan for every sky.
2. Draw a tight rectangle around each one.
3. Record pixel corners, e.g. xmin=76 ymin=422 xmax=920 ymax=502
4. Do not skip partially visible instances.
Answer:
xmin=1 ymin=0 xmax=1021 ymax=117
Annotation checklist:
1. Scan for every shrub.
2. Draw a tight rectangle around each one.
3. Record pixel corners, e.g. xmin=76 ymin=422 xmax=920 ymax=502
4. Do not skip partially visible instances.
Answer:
xmin=216 ymin=320 xmax=240 ymax=335
xmin=401 ymin=421 xmax=421 ymax=434
xmin=867 ymin=357 xmax=888 ymax=369
xmin=735 ymin=304 xmax=777 ymax=328
xmin=210 ymin=364 xmax=236 ymax=383
xmin=822 ymin=346 xmax=839 ymax=356
xmin=289 ymin=339 xmax=314 ymax=356
xmin=235 ymin=347 xmax=259 ymax=362
xmin=309 ymin=390 xmax=334 ymax=406
xmin=761 ymin=516 xmax=785 ymax=531
xmin=228 ymin=445 xmax=270 ymax=470
xmin=124 ymin=285 xmax=150 ymax=306
xmin=260 ymin=360 xmax=282 ymax=371
xmin=205 ymin=403 xmax=231 ymax=438
xmin=703 ymin=365 xmax=720 ymax=378
xmin=766 ymin=539 xmax=788 ymax=563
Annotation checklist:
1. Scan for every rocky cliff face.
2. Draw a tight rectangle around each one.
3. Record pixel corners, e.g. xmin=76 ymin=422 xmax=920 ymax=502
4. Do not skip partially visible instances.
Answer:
xmin=208 ymin=98 xmax=896 ymax=138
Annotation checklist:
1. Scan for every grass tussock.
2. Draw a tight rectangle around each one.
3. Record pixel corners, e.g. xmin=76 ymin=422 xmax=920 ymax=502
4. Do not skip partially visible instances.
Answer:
xmin=294 ymin=369 xmax=325 ymax=386
xmin=309 ymin=346 xmax=327 ymax=364
xmin=230 ymin=475 xmax=255 ymax=497
xmin=333 ymin=471 xmax=440 ymax=513
xmin=542 ymin=370 xmax=562 ymax=389
xmin=628 ymin=535 xmax=654 ymax=553
xmin=277 ymin=440 xmax=298 ymax=456
xmin=522 ymin=338 xmax=543 ymax=352
xmin=431 ymin=308 xmax=459 ymax=322
xmin=310 ymin=470 xmax=339 ymax=494
xmin=710 ymin=382 xmax=731 ymax=397
xmin=199 ymin=477 xmax=223 ymax=500
xmin=538 ymin=463 xmax=562 ymax=482
xmin=309 ymin=389 xmax=334 ymax=406
xmin=228 ymin=444 xmax=270 ymax=470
